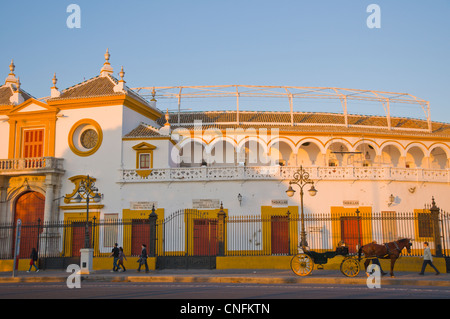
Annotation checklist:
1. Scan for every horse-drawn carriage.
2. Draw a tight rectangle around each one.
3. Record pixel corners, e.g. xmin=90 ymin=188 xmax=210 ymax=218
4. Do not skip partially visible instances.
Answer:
xmin=290 ymin=238 xmax=412 ymax=278
xmin=290 ymin=242 xmax=361 ymax=277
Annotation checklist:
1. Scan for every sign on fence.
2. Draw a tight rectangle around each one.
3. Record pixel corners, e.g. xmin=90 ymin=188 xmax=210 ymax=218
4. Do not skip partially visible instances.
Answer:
xmin=271 ymin=200 xmax=288 ymax=207
xmin=130 ymin=201 xmax=158 ymax=210
xmin=192 ymin=199 xmax=220 ymax=209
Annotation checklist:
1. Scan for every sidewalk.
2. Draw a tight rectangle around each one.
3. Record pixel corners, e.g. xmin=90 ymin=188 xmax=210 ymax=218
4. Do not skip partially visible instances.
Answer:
xmin=0 ymin=269 xmax=449 ymax=287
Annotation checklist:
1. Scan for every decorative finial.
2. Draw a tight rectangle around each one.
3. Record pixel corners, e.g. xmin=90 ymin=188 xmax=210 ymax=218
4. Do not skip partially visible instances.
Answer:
xmin=151 ymin=87 xmax=156 ymax=101
xmin=113 ymin=66 xmax=127 ymax=92
xmin=16 ymin=76 xmax=20 ymax=91
xmin=4 ymin=59 xmax=19 ymax=86
xmin=52 ymin=73 xmax=58 ymax=87
xmin=50 ymin=73 xmax=61 ymax=98
xmin=100 ymin=48 xmax=114 ymax=76
xmin=431 ymin=196 xmax=436 ymax=209
xmin=105 ymin=48 xmax=110 ymax=62
xmin=9 ymin=59 xmax=15 ymax=74
xmin=119 ymin=66 xmax=125 ymax=80
xmin=164 ymin=108 xmax=170 ymax=126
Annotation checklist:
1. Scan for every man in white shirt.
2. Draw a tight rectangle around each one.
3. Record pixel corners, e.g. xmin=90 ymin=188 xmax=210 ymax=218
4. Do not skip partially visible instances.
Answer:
xmin=419 ymin=242 xmax=440 ymax=275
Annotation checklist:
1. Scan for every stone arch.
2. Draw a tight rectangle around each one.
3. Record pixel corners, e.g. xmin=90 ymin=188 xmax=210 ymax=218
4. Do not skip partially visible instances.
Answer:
xmin=380 ymin=143 xmax=403 ymax=167
xmin=325 ymin=139 xmax=353 ymax=167
xmin=428 ymin=145 xmax=449 ymax=169
xmin=238 ymin=137 xmax=270 ymax=166
xmin=177 ymin=138 xmax=208 ymax=167
xmin=405 ymin=144 xmax=426 ymax=168
xmin=13 ymin=190 xmax=45 ymax=258
xmin=428 ymin=143 xmax=450 ymax=158
xmin=208 ymin=138 xmax=238 ymax=166
xmin=353 ymin=140 xmax=379 ymax=167
xmin=268 ymin=138 xmax=296 ymax=166
xmin=379 ymin=141 xmax=406 ymax=157
xmin=295 ymin=139 xmax=324 ymax=166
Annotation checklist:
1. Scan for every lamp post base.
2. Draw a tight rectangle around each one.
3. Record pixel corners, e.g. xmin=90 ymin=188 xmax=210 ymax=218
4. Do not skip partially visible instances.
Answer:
xmin=80 ymin=248 xmax=94 ymax=275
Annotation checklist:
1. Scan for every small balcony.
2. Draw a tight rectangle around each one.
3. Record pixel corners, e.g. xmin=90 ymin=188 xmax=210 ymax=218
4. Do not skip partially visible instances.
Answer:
xmin=0 ymin=157 xmax=65 ymax=176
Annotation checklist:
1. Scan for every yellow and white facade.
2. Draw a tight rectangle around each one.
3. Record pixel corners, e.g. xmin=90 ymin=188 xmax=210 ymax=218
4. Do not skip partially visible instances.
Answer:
xmin=0 ymin=51 xmax=450 ymax=262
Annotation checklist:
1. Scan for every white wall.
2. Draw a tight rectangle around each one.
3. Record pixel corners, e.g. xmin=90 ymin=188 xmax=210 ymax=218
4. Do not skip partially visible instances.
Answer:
xmin=118 ymin=178 xmax=449 ymax=217
xmin=54 ymin=105 xmax=124 ymax=220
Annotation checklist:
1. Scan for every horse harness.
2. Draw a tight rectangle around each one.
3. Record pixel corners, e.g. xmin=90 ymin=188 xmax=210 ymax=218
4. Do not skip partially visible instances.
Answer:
xmin=384 ymin=241 xmax=401 ymax=256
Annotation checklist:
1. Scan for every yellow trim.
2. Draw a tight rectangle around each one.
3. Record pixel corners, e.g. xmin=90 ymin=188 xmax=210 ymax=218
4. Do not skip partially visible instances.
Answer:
xmin=60 ymin=204 xmax=104 ymax=210
xmin=132 ymin=142 xmax=156 ymax=171
xmin=184 ymin=208 xmax=226 ymax=256
xmin=64 ymin=175 xmax=103 ymax=204
xmin=123 ymin=136 xmax=178 ymax=145
xmin=47 ymin=95 xmax=162 ymax=121
xmin=68 ymin=119 xmax=103 ymax=157
xmin=136 ymin=170 xmax=153 ymax=178
xmin=6 ymin=98 xmax=58 ymax=159
xmin=122 ymin=208 xmax=165 ymax=258
xmin=63 ymin=212 xmax=101 ymax=257
xmin=260 ymin=206 xmax=299 ymax=255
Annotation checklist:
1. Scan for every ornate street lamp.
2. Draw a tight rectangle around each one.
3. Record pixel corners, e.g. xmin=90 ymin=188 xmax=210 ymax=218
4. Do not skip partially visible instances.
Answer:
xmin=285 ymin=166 xmax=317 ymax=251
xmin=67 ymin=175 xmax=101 ymax=248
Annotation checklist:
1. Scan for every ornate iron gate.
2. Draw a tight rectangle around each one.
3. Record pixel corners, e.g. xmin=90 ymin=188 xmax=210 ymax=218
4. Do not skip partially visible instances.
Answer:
xmin=156 ymin=209 xmax=218 ymax=269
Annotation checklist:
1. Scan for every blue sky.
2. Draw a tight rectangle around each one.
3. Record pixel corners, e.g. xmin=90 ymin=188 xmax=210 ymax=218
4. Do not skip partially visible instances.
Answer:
xmin=0 ymin=1 xmax=449 ymax=122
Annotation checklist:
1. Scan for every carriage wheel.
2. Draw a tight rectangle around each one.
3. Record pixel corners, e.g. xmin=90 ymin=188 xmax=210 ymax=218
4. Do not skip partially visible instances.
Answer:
xmin=340 ymin=257 xmax=360 ymax=277
xmin=291 ymin=253 xmax=314 ymax=276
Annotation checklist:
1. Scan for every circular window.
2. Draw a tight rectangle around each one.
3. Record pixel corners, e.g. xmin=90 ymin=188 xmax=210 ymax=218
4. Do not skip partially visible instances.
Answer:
xmin=80 ymin=129 xmax=99 ymax=149
xmin=68 ymin=119 xmax=103 ymax=157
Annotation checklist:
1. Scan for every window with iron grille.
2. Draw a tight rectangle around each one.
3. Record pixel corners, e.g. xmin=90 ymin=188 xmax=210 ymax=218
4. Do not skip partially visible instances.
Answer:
xmin=417 ymin=212 xmax=433 ymax=238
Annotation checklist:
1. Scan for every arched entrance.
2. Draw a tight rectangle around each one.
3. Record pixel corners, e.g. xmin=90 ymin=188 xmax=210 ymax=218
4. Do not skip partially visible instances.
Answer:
xmin=13 ymin=191 xmax=45 ymax=258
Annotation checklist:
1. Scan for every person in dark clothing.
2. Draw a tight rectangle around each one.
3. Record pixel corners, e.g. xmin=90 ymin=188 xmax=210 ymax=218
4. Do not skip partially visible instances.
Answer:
xmin=27 ymin=248 xmax=39 ymax=272
xmin=117 ymin=247 xmax=127 ymax=272
xmin=110 ymin=243 xmax=120 ymax=272
xmin=137 ymin=244 xmax=149 ymax=273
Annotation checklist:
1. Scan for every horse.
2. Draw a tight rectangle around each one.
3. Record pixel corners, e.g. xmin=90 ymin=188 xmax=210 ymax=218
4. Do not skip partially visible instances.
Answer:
xmin=358 ymin=238 xmax=412 ymax=278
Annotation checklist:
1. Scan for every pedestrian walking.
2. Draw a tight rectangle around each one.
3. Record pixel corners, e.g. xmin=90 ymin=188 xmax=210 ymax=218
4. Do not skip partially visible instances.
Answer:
xmin=110 ymin=243 xmax=120 ymax=272
xmin=137 ymin=244 xmax=149 ymax=273
xmin=117 ymin=247 xmax=127 ymax=272
xmin=27 ymin=248 xmax=39 ymax=273
xmin=419 ymin=242 xmax=440 ymax=275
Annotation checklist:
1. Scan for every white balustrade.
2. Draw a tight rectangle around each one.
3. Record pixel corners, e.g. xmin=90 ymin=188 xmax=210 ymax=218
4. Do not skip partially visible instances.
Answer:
xmin=0 ymin=157 xmax=64 ymax=173
xmin=120 ymin=166 xmax=450 ymax=183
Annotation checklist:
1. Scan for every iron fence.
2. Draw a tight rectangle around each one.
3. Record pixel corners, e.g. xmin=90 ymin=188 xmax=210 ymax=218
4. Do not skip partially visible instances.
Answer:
xmin=0 ymin=208 xmax=448 ymax=263
xmin=224 ymin=210 xmax=450 ymax=257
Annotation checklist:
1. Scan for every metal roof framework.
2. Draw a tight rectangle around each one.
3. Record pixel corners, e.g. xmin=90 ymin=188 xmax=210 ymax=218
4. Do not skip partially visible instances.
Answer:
xmin=131 ymin=85 xmax=431 ymax=132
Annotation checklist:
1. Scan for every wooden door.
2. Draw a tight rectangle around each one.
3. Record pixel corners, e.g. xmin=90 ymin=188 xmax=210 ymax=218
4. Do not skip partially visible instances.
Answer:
xmin=193 ymin=219 xmax=218 ymax=256
xmin=340 ymin=217 xmax=361 ymax=253
xmin=131 ymin=219 xmax=149 ymax=256
xmin=271 ymin=216 xmax=289 ymax=255
xmin=71 ymin=222 xmax=92 ymax=257
xmin=13 ymin=191 xmax=45 ymax=258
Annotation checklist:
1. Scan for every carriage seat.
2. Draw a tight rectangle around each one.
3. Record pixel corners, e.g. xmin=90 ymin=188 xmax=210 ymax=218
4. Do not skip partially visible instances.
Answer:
xmin=335 ymin=241 xmax=349 ymax=256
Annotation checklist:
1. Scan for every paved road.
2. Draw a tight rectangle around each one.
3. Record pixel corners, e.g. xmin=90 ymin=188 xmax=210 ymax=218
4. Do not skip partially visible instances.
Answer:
xmin=1 ymin=281 xmax=449 ymax=299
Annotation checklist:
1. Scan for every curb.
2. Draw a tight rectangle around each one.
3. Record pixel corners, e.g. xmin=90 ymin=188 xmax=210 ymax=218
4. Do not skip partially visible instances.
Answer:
xmin=1 ymin=274 xmax=447 ymax=288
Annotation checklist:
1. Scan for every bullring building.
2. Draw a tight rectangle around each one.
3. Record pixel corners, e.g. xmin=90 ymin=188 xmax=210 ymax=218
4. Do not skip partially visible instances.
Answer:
xmin=0 ymin=50 xmax=449 ymax=270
